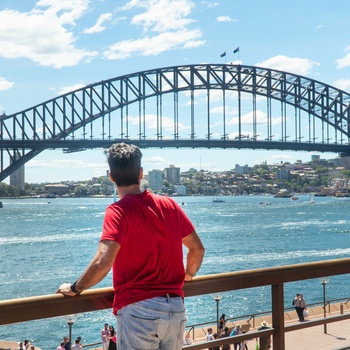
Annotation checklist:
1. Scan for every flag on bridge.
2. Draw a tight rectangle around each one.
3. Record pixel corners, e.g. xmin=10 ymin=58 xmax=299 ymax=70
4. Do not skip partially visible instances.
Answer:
xmin=233 ymin=47 xmax=239 ymax=54
xmin=220 ymin=51 xmax=226 ymax=58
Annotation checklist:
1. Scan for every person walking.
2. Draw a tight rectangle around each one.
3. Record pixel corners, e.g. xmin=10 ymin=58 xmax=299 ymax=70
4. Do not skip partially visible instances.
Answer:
xmin=257 ymin=321 xmax=271 ymax=350
xmin=56 ymin=142 xmax=205 ymax=350
xmin=100 ymin=323 xmax=111 ymax=350
xmin=71 ymin=339 xmax=83 ymax=350
xmin=292 ymin=293 xmax=300 ymax=320
xmin=206 ymin=327 xmax=214 ymax=350
xmin=108 ymin=325 xmax=117 ymax=350
xmin=212 ymin=333 xmax=220 ymax=350
xmin=294 ymin=293 xmax=307 ymax=321
xmin=299 ymin=294 xmax=307 ymax=321
xmin=230 ymin=324 xmax=242 ymax=350
xmin=221 ymin=327 xmax=231 ymax=350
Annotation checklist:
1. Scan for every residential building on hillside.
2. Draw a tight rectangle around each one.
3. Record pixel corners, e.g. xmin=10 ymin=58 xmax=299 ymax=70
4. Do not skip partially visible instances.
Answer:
xmin=174 ymin=184 xmax=186 ymax=196
xmin=164 ymin=165 xmax=180 ymax=184
xmin=235 ymin=164 xmax=249 ymax=174
xmin=10 ymin=152 xmax=25 ymax=192
xmin=148 ymin=169 xmax=163 ymax=192
xmin=276 ymin=166 xmax=290 ymax=181
xmin=44 ymin=184 xmax=69 ymax=195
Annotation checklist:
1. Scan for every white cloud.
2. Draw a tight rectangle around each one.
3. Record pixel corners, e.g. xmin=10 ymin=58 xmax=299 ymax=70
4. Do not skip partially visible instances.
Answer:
xmin=55 ymin=83 xmax=86 ymax=95
xmin=255 ymin=55 xmax=320 ymax=76
xmin=129 ymin=113 xmax=190 ymax=131
xmin=27 ymin=157 xmax=105 ymax=170
xmin=0 ymin=2 xmax=98 ymax=68
xmin=35 ymin=0 xmax=90 ymax=24
xmin=227 ymin=110 xmax=280 ymax=127
xmin=0 ymin=77 xmax=14 ymax=91
xmin=336 ymin=46 xmax=350 ymax=69
xmin=332 ymin=79 xmax=350 ymax=92
xmin=83 ymin=13 xmax=113 ymax=34
xmin=270 ymin=154 xmax=294 ymax=162
xmin=208 ymin=2 xmax=219 ymax=8
xmin=104 ymin=0 xmax=204 ymax=59
xmin=216 ymin=16 xmax=234 ymax=22
xmin=143 ymin=155 xmax=168 ymax=165
xmin=104 ymin=29 xmax=203 ymax=59
xmin=130 ymin=0 xmax=195 ymax=32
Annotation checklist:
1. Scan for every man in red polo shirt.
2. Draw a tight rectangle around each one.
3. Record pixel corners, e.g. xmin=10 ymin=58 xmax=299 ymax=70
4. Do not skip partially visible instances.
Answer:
xmin=57 ymin=142 xmax=205 ymax=350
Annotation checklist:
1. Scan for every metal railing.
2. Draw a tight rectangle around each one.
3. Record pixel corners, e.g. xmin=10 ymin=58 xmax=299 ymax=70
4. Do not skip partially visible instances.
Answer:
xmin=2 ymin=258 xmax=350 ymax=349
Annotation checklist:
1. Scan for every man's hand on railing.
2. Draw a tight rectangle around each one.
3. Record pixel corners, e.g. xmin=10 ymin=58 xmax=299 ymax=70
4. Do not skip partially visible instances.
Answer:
xmin=56 ymin=282 xmax=76 ymax=296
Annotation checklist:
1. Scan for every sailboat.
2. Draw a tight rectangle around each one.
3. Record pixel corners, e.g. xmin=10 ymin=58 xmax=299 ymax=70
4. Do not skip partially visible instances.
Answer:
xmin=310 ymin=193 xmax=315 ymax=204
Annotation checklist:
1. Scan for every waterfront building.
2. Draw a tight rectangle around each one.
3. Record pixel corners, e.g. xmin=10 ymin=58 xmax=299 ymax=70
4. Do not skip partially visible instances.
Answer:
xmin=164 ymin=165 xmax=180 ymax=184
xmin=148 ymin=169 xmax=163 ymax=192
xmin=174 ymin=184 xmax=186 ymax=196
xmin=10 ymin=152 xmax=25 ymax=192
xmin=235 ymin=164 xmax=249 ymax=174
xmin=276 ymin=166 xmax=290 ymax=181
xmin=311 ymin=154 xmax=320 ymax=163
xmin=44 ymin=184 xmax=69 ymax=196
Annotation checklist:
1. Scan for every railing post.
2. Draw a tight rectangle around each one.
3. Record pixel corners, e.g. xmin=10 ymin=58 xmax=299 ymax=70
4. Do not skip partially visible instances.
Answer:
xmin=272 ymin=283 xmax=285 ymax=349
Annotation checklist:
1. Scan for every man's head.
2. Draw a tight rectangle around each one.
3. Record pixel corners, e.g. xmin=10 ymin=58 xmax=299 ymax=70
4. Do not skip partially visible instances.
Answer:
xmin=106 ymin=143 xmax=142 ymax=187
xmin=104 ymin=323 xmax=108 ymax=329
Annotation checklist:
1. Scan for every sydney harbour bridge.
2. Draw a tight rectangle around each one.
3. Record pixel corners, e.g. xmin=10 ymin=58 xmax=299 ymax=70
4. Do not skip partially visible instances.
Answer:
xmin=1 ymin=63 xmax=350 ymax=182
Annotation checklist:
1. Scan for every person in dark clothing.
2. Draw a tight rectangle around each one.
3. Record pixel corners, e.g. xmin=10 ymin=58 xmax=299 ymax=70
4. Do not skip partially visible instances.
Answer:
xmin=221 ymin=326 xmax=231 ymax=350
xmin=257 ymin=321 xmax=271 ymax=350
xmin=212 ymin=333 xmax=220 ymax=350
xmin=219 ymin=314 xmax=226 ymax=331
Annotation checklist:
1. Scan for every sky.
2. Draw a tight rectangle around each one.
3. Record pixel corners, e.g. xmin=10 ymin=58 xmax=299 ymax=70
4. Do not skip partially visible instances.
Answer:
xmin=1 ymin=0 xmax=350 ymax=183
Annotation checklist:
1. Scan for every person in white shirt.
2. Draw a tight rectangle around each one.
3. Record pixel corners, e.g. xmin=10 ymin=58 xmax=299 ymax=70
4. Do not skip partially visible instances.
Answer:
xmin=206 ymin=328 xmax=214 ymax=350
xmin=101 ymin=323 xmax=111 ymax=350
xmin=71 ymin=339 xmax=82 ymax=350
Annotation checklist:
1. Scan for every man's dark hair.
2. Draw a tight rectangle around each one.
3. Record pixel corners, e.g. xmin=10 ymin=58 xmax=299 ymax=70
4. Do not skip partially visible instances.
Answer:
xmin=106 ymin=143 xmax=142 ymax=187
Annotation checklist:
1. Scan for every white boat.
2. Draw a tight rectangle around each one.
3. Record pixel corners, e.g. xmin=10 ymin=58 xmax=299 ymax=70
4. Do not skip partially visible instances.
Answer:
xmin=213 ymin=196 xmax=225 ymax=203
xmin=310 ymin=193 xmax=315 ymax=204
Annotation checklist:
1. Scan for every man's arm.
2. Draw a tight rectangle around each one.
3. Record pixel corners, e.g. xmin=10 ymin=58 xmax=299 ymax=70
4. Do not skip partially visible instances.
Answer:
xmin=56 ymin=239 xmax=120 ymax=296
xmin=182 ymin=230 xmax=205 ymax=281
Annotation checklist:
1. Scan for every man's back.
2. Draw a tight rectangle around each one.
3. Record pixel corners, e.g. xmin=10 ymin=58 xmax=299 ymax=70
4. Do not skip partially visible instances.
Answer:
xmin=102 ymin=190 xmax=195 ymax=312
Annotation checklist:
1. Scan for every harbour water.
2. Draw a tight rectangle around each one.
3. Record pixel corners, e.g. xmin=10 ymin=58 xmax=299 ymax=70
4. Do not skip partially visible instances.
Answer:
xmin=1 ymin=195 xmax=350 ymax=349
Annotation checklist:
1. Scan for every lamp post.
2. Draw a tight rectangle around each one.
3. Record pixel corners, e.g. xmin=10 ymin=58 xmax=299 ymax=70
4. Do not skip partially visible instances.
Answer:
xmin=211 ymin=293 xmax=224 ymax=334
xmin=319 ymin=277 xmax=329 ymax=334
xmin=63 ymin=314 xmax=78 ymax=350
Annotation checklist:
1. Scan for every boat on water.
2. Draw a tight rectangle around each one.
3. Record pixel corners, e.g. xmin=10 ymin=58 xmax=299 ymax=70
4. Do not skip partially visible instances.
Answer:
xmin=212 ymin=196 xmax=225 ymax=203
xmin=291 ymin=196 xmax=299 ymax=201
xmin=310 ymin=193 xmax=315 ymax=204
xmin=273 ymin=189 xmax=292 ymax=198
xmin=259 ymin=201 xmax=272 ymax=205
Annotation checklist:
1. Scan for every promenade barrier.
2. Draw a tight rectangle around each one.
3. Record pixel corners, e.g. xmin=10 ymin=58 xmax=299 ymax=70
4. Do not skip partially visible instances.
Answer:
xmin=2 ymin=258 xmax=350 ymax=349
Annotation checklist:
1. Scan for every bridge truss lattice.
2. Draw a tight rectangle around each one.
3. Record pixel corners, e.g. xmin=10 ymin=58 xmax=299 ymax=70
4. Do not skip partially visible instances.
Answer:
xmin=1 ymin=64 xmax=350 ymax=181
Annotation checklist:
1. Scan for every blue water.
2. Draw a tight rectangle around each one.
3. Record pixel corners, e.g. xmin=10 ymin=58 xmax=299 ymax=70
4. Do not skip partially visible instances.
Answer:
xmin=1 ymin=195 xmax=350 ymax=349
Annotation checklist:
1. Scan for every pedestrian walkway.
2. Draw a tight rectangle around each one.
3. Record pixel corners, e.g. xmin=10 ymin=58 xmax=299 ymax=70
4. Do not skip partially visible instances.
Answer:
xmin=285 ymin=319 xmax=350 ymax=350
xmin=189 ymin=301 xmax=350 ymax=349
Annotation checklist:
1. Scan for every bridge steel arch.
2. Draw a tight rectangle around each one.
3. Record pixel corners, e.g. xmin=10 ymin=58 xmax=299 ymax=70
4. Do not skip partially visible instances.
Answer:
xmin=1 ymin=64 xmax=350 ymax=182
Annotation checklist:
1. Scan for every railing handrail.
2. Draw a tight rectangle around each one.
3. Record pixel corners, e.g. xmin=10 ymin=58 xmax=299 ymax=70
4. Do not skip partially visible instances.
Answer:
xmin=185 ymin=296 xmax=350 ymax=332
xmin=2 ymin=257 xmax=350 ymax=325
xmin=2 ymin=257 xmax=350 ymax=349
